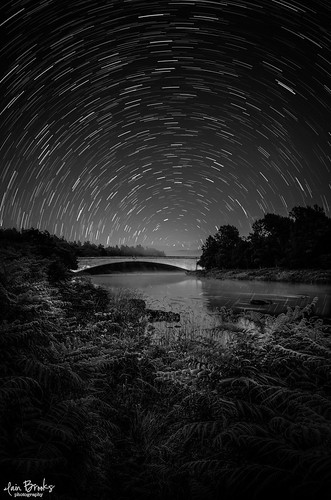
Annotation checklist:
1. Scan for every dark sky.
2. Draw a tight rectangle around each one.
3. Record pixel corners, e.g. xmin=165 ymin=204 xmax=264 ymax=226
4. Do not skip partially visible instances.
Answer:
xmin=0 ymin=0 xmax=330 ymax=253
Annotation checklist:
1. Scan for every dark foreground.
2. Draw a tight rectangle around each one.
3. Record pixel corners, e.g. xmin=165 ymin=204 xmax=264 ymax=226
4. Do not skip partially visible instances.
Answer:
xmin=1 ymin=257 xmax=331 ymax=500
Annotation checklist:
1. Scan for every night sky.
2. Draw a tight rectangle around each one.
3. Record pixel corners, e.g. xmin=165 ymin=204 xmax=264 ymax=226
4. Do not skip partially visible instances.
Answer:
xmin=0 ymin=0 xmax=330 ymax=254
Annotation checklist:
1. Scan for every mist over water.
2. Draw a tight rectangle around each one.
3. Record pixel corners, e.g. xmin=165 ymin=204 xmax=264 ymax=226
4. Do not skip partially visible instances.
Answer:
xmin=90 ymin=272 xmax=331 ymax=324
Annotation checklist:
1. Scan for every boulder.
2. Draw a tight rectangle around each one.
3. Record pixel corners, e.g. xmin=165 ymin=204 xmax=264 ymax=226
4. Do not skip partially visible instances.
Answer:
xmin=128 ymin=298 xmax=146 ymax=310
xmin=250 ymin=299 xmax=272 ymax=305
xmin=146 ymin=309 xmax=180 ymax=323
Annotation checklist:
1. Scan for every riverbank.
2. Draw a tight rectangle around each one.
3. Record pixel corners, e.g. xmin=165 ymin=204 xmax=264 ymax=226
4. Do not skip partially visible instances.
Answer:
xmin=188 ymin=267 xmax=331 ymax=283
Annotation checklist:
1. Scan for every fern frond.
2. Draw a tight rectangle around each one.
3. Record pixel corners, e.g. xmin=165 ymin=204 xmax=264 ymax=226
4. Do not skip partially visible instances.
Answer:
xmin=227 ymin=463 xmax=292 ymax=497
xmin=3 ymin=456 xmax=67 ymax=473
xmin=215 ymin=421 xmax=269 ymax=449
xmin=300 ymin=453 xmax=331 ymax=479
xmin=0 ymin=376 xmax=41 ymax=400
xmin=34 ymin=420 xmax=76 ymax=444
xmin=180 ymin=459 xmax=222 ymax=476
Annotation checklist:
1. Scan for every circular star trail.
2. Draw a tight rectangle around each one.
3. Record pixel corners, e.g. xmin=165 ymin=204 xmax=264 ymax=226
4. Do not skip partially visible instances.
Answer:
xmin=0 ymin=0 xmax=330 ymax=252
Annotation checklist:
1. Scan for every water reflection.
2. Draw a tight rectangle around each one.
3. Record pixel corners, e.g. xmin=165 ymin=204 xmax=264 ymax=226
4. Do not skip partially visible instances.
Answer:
xmin=200 ymin=279 xmax=331 ymax=316
xmin=90 ymin=272 xmax=331 ymax=320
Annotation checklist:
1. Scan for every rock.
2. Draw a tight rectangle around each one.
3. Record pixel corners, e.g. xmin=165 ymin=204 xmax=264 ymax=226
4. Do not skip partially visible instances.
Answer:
xmin=128 ymin=298 xmax=146 ymax=310
xmin=250 ymin=299 xmax=272 ymax=305
xmin=146 ymin=308 xmax=180 ymax=323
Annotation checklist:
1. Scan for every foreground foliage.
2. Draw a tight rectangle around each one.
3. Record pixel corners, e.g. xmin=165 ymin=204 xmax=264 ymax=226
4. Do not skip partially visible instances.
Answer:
xmin=1 ymin=253 xmax=331 ymax=499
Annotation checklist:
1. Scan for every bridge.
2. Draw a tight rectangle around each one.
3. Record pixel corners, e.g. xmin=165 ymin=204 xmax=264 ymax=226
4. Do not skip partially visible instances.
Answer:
xmin=75 ymin=256 xmax=201 ymax=273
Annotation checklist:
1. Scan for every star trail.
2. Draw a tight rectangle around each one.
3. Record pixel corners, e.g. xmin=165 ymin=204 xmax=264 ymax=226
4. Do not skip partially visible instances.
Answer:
xmin=0 ymin=0 xmax=330 ymax=252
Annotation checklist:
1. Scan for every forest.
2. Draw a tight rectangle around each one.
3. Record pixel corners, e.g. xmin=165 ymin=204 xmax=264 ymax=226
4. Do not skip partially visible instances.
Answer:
xmin=0 ymin=226 xmax=165 ymax=267
xmin=198 ymin=204 xmax=331 ymax=270
xmin=1 ymin=217 xmax=331 ymax=499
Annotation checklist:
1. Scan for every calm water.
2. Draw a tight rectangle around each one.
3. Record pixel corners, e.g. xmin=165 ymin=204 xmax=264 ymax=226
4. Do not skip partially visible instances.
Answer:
xmin=90 ymin=272 xmax=331 ymax=329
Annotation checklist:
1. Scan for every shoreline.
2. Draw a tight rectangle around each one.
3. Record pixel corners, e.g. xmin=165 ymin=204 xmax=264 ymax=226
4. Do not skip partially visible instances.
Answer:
xmin=187 ymin=267 xmax=331 ymax=284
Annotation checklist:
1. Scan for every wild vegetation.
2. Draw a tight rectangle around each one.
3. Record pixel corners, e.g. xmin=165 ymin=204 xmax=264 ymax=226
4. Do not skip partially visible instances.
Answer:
xmin=0 ymin=226 xmax=165 ymax=263
xmin=1 ymin=230 xmax=331 ymax=499
xmin=0 ymin=227 xmax=78 ymax=282
xmin=198 ymin=204 xmax=331 ymax=270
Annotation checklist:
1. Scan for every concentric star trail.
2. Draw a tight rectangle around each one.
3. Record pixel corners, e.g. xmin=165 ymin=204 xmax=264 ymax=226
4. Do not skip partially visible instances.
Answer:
xmin=0 ymin=0 xmax=330 ymax=253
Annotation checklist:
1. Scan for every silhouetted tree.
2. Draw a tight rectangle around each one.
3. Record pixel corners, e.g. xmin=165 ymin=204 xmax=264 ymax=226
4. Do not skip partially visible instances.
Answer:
xmin=249 ymin=213 xmax=292 ymax=267
xmin=287 ymin=205 xmax=331 ymax=268
xmin=198 ymin=235 xmax=220 ymax=269
xmin=198 ymin=205 xmax=331 ymax=270
xmin=0 ymin=227 xmax=78 ymax=279
xmin=198 ymin=225 xmax=244 ymax=269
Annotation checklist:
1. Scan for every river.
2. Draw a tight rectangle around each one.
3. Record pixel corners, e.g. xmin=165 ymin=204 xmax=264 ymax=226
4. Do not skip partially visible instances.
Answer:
xmin=90 ymin=271 xmax=331 ymax=332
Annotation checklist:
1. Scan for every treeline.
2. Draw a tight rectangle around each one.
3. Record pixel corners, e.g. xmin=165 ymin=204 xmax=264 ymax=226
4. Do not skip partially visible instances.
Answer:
xmin=199 ymin=204 xmax=331 ymax=270
xmin=0 ymin=227 xmax=165 ymax=277
xmin=0 ymin=227 xmax=78 ymax=282
xmin=69 ymin=239 xmax=165 ymax=257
